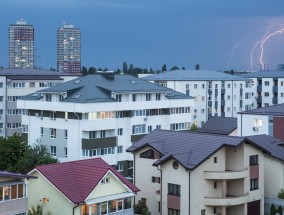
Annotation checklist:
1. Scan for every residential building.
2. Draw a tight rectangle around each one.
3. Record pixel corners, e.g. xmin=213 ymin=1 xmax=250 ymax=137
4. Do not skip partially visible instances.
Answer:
xmin=241 ymin=70 xmax=284 ymax=108
xmin=9 ymin=19 xmax=34 ymax=69
xmin=0 ymin=171 xmax=37 ymax=215
xmin=27 ymin=158 xmax=139 ymax=215
xmin=0 ymin=68 xmax=79 ymax=137
xmin=142 ymin=70 xmax=254 ymax=127
xmin=237 ymin=103 xmax=284 ymax=141
xmin=17 ymin=73 xmax=194 ymax=178
xmin=127 ymin=129 xmax=284 ymax=215
xmin=198 ymin=117 xmax=237 ymax=136
xmin=57 ymin=24 xmax=81 ymax=73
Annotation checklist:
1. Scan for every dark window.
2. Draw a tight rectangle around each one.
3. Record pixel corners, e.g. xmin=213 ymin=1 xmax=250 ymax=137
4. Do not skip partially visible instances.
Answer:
xmin=214 ymin=207 xmax=217 ymax=214
xmin=250 ymin=155 xmax=258 ymax=166
xmin=168 ymin=183 xmax=180 ymax=196
xmin=214 ymin=157 xmax=217 ymax=163
xmin=158 ymin=201 xmax=160 ymax=212
xmin=152 ymin=176 xmax=161 ymax=183
xmin=250 ymin=178 xmax=259 ymax=190
xmin=201 ymin=209 xmax=206 ymax=215
xmin=214 ymin=182 xmax=217 ymax=189
xmin=140 ymin=149 xmax=154 ymax=159
xmin=168 ymin=208 xmax=180 ymax=215
xmin=141 ymin=198 xmax=147 ymax=206
xmin=173 ymin=161 xmax=179 ymax=169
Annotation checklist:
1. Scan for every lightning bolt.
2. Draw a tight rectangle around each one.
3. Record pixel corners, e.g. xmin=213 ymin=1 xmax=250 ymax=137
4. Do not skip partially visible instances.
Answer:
xmin=227 ymin=35 xmax=251 ymax=71
xmin=260 ymin=28 xmax=284 ymax=70
xmin=250 ymin=20 xmax=274 ymax=71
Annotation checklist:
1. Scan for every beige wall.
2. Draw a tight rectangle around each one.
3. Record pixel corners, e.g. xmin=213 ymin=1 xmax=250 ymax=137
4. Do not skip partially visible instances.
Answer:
xmin=226 ymin=143 xmax=244 ymax=171
xmin=134 ymin=147 xmax=161 ymax=215
xmin=86 ymin=171 xmax=128 ymax=200
xmin=264 ymin=156 xmax=284 ymax=198
xmin=28 ymin=171 xmax=75 ymax=215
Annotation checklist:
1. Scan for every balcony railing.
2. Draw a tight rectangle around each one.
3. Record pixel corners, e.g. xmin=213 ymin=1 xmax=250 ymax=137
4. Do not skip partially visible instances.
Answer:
xmin=204 ymin=193 xmax=249 ymax=206
xmin=204 ymin=168 xmax=248 ymax=180
xmin=0 ymin=198 xmax=28 ymax=215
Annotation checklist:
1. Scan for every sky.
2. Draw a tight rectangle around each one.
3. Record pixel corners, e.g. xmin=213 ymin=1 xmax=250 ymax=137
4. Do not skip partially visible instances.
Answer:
xmin=1 ymin=0 xmax=284 ymax=71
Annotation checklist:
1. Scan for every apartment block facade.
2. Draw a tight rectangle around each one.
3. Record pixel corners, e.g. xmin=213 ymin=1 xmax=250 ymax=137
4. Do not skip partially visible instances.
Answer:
xmin=127 ymin=130 xmax=284 ymax=215
xmin=241 ymin=71 xmax=284 ymax=108
xmin=17 ymin=73 xmax=194 ymax=178
xmin=142 ymin=70 xmax=254 ymax=127
xmin=0 ymin=68 xmax=79 ymax=137
xmin=9 ymin=20 xmax=34 ymax=69
xmin=57 ymin=24 xmax=81 ymax=73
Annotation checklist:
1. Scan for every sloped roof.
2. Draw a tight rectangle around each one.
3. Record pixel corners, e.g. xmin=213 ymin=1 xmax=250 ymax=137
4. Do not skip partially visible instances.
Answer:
xmin=239 ymin=103 xmax=284 ymax=116
xmin=0 ymin=171 xmax=37 ymax=179
xmin=198 ymin=117 xmax=237 ymax=135
xmin=142 ymin=70 xmax=249 ymax=81
xmin=127 ymin=130 xmax=284 ymax=170
xmin=241 ymin=70 xmax=284 ymax=78
xmin=33 ymin=158 xmax=139 ymax=204
xmin=20 ymin=74 xmax=192 ymax=103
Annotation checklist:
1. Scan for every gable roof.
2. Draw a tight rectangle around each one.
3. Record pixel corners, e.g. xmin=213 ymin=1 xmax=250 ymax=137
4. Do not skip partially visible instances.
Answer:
xmin=142 ymin=70 xmax=249 ymax=81
xmin=241 ymin=70 xmax=284 ymax=78
xmin=127 ymin=130 xmax=284 ymax=170
xmin=239 ymin=103 xmax=284 ymax=116
xmin=198 ymin=117 xmax=237 ymax=135
xmin=31 ymin=158 xmax=139 ymax=204
xmin=20 ymin=74 xmax=192 ymax=103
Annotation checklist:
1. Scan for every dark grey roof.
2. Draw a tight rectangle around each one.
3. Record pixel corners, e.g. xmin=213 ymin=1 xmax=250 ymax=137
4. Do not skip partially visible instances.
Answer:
xmin=20 ymin=74 xmax=193 ymax=103
xmin=0 ymin=68 xmax=81 ymax=80
xmin=239 ymin=103 xmax=284 ymax=116
xmin=127 ymin=130 xmax=284 ymax=170
xmin=0 ymin=171 xmax=37 ymax=179
xmin=241 ymin=70 xmax=284 ymax=78
xmin=198 ymin=117 xmax=237 ymax=135
xmin=142 ymin=70 xmax=249 ymax=81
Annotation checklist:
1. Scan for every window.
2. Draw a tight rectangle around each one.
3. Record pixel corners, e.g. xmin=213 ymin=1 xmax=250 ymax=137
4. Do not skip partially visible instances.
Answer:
xmin=156 ymin=125 xmax=161 ymax=130
xmin=168 ymin=209 xmax=180 ymax=215
xmin=146 ymin=94 xmax=151 ymax=101
xmin=117 ymin=146 xmax=123 ymax=153
xmin=50 ymin=111 xmax=56 ymax=120
xmin=264 ymin=92 xmax=269 ymax=97
xmin=40 ymin=127 xmax=43 ymax=136
xmin=202 ymin=96 xmax=205 ymax=101
xmin=128 ymin=161 xmax=133 ymax=169
xmin=168 ymin=183 xmax=180 ymax=196
xmin=214 ymin=157 xmax=217 ymax=163
xmin=147 ymin=126 xmax=152 ymax=133
xmin=194 ymin=84 xmax=198 ymax=89
xmin=29 ymin=82 xmax=35 ymax=87
xmin=64 ymin=147 xmax=68 ymax=158
xmin=100 ymin=130 xmax=106 ymax=138
xmin=132 ymin=94 xmax=136 ymax=102
xmin=227 ymin=95 xmax=231 ymax=100
xmin=50 ymin=146 xmax=56 ymax=156
xmin=227 ymin=84 xmax=231 ymax=88
xmin=46 ymin=94 xmax=52 ymax=102
xmin=101 ymin=177 xmax=110 ymax=184
xmin=117 ymin=128 xmax=123 ymax=136
xmin=50 ymin=128 xmax=56 ymax=138
xmin=201 ymin=209 xmax=206 ymax=215
xmin=186 ymin=84 xmax=190 ymax=95
xmin=250 ymin=155 xmax=258 ymax=166
xmin=214 ymin=182 xmax=217 ymax=189
xmin=201 ymin=109 xmax=205 ymax=114
xmin=117 ymin=162 xmax=123 ymax=172
xmin=22 ymin=125 xmax=28 ymax=133
xmin=0 ymin=96 xmax=3 ymax=102
xmin=250 ymin=178 xmax=258 ymax=190
xmin=89 ymin=131 xmax=96 ymax=139
xmin=152 ymin=176 xmax=160 ymax=183
xmin=215 ymin=84 xmax=218 ymax=89
xmin=140 ymin=149 xmax=155 ymax=159
xmin=132 ymin=124 xmax=146 ymax=134
xmin=65 ymin=130 xmax=68 ymax=139
xmin=116 ymin=94 xmax=122 ymax=102
xmin=264 ymin=81 xmax=269 ymax=86
xmin=156 ymin=94 xmax=161 ymax=101
xmin=254 ymin=119 xmax=263 ymax=127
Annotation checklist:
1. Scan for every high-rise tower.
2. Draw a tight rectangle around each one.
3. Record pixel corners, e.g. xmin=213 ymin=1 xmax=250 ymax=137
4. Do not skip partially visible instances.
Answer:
xmin=9 ymin=19 xmax=34 ymax=68
xmin=57 ymin=24 xmax=81 ymax=73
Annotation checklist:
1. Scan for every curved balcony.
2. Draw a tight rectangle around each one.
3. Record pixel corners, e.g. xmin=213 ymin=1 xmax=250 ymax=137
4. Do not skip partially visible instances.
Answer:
xmin=204 ymin=168 xmax=248 ymax=180
xmin=204 ymin=193 xmax=249 ymax=206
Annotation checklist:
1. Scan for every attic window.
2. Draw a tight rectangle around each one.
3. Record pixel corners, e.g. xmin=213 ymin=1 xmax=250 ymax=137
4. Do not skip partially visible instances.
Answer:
xmin=74 ymin=95 xmax=81 ymax=99
xmin=130 ymin=80 xmax=137 ymax=84
xmin=173 ymin=161 xmax=179 ymax=169
xmin=74 ymin=80 xmax=80 ymax=84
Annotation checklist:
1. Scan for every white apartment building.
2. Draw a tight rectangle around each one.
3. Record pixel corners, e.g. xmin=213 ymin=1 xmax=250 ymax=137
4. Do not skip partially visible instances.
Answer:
xmin=127 ymin=129 xmax=284 ymax=215
xmin=17 ymin=73 xmax=194 ymax=178
xmin=0 ymin=68 xmax=79 ymax=137
xmin=142 ymin=70 xmax=254 ymax=127
xmin=241 ymin=71 xmax=284 ymax=108
xmin=237 ymin=103 xmax=284 ymax=141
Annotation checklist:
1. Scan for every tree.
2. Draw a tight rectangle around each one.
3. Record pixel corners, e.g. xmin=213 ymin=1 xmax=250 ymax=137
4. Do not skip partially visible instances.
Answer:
xmin=29 ymin=204 xmax=51 ymax=215
xmin=278 ymin=206 xmax=283 ymax=215
xmin=278 ymin=189 xmax=284 ymax=199
xmin=123 ymin=62 xmax=128 ymax=74
xmin=134 ymin=200 xmax=151 ymax=214
xmin=162 ymin=64 xmax=167 ymax=73
xmin=190 ymin=123 xmax=199 ymax=132
xmin=0 ymin=134 xmax=58 ymax=174
xmin=195 ymin=64 xmax=200 ymax=70
xmin=170 ymin=65 xmax=179 ymax=71
xmin=142 ymin=207 xmax=151 ymax=215
xmin=270 ymin=204 xmax=277 ymax=215
xmin=81 ymin=66 xmax=88 ymax=75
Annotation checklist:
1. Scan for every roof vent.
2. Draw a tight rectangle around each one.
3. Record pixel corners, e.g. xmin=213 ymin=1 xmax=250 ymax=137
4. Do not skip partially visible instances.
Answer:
xmin=74 ymin=94 xmax=81 ymax=99
xmin=130 ymin=80 xmax=137 ymax=84
xmin=74 ymin=80 xmax=80 ymax=84
xmin=33 ymin=93 xmax=40 ymax=97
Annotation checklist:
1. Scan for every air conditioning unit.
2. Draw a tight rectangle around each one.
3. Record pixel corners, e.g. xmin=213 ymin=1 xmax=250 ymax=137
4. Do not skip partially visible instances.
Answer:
xmin=144 ymin=117 xmax=148 ymax=121
xmin=253 ymin=126 xmax=258 ymax=131
xmin=35 ymin=113 xmax=40 ymax=117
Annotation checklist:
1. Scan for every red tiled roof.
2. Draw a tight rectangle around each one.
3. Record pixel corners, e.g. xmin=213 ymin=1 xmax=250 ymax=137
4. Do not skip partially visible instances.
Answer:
xmin=34 ymin=158 xmax=139 ymax=204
